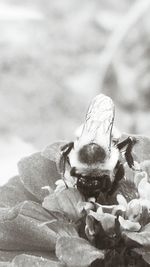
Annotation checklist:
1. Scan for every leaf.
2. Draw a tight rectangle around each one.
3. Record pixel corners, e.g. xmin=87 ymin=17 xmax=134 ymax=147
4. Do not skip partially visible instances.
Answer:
xmin=0 ymin=201 xmax=77 ymax=251
xmin=0 ymin=176 xmax=37 ymax=208
xmin=42 ymin=188 xmax=84 ymax=222
xmin=56 ymin=236 xmax=104 ymax=267
xmin=18 ymin=152 xmax=61 ymax=202
xmin=123 ymin=223 xmax=150 ymax=248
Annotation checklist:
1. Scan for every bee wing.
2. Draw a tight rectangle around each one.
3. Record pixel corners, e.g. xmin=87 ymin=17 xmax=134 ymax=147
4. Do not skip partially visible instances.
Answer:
xmin=79 ymin=94 xmax=115 ymax=149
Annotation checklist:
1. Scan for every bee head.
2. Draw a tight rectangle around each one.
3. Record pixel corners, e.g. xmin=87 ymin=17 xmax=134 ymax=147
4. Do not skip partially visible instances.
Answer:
xmin=78 ymin=142 xmax=106 ymax=165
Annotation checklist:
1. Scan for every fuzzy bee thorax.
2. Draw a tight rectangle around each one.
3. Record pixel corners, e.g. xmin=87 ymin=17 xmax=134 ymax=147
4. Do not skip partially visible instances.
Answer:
xmin=69 ymin=141 xmax=119 ymax=173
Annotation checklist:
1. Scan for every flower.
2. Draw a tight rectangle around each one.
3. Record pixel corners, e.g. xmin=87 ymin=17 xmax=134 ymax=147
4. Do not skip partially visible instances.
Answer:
xmin=1 ymin=134 xmax=150 ymax=266
xmin=82 ymin=134 xmax=150 ymax=265
xmin=0 ymin=149 xmax=104 ymax=267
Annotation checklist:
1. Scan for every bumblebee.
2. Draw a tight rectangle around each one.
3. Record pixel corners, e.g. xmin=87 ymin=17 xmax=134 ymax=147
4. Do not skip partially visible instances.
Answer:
xmin=60 ymin=94 xmax=136 ymax=199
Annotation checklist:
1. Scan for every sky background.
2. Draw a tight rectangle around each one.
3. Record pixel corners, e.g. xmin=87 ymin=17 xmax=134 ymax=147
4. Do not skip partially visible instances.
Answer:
xmin=0 ymin=0 xmax=150 ymax=183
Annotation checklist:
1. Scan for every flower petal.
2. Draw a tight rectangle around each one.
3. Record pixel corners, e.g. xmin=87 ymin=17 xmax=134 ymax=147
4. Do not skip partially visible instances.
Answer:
xmin=12 ymin=254 xmax=65 ymax=267
xmin=123 ymin=163 xmax=135 ymax=183
xmin=119 ymin=216 xmax=141 ymax=232
xmin=0 ymin=262 xmax=10 ymax=266
xmin=85 ymin=215 xmax=95 ymax=239
xmin=42 ymin=141 xmax=66 ymax=164
xmin=0 ymin=201 xmax=77 ymax=251
xmin=0 ymin=251 xmax=22 ymax=262
xmin=126 ymin=199 xmax=142 ymax=222
xmin=142 ymin=252 xmax=150 ymax=264
xmin=123 ymin=223 xmax=150 ymax=247
xmin=77 ymin=201 xmax=95 ymax=215
xmin=138 ymin=176 xmax=150 ymax=201
xmin=0 ymin=250 xmax=70 ymax=267
xmin=18 ymin=152 xmax=61 ymax=202
xmin=0 ymin=202 xmax=56 ymax=251
xmin=0 ymin=251 xmax=60 ymax=266
xmin=111 ymin=179 xmax=139 ymax=204
xmin=88 ymin=211 xmax=116 ymax=234
xmin=0 ymin=250 xmax=55 ymax=262
xmin=135 ymin=248 xmax=150 ymax=265
xmin=42 ymin=142 xmax=73 ymax=178
xmin=0 ymin=176 xmax=37 ymax=208
xmin=42 ymin=188 xmax=84 ymax=222
xmin=141 ymin=160 xmax=150 ymax=180
xmin=56 ymin=236 xmax=104 ymax=267
xmin=134 ymin=171 xmax=147 ymax=188
xmin=117 ymin=194 xmax=127 ymax=207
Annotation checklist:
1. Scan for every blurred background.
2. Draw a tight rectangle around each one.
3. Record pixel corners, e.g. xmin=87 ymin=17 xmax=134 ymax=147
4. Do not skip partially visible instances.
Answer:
xmin=0 ymin=0 xmax=150 ymax=183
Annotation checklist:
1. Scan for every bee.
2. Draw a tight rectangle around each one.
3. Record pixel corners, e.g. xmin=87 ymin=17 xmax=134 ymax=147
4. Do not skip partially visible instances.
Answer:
xmin=60 ymin=94 xmax=137 ymax=199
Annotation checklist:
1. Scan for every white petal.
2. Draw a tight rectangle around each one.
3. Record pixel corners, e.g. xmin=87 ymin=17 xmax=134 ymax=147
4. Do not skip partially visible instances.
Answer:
xmin=138 ymin=176 xmax=150 ymax=200
xmin=119 ymin=216 xmax=141 ymax=232
xmin=126 ymin=199 xmax=142 ymax=222
xmin=117 ymin=194 xmax=127 ymax=207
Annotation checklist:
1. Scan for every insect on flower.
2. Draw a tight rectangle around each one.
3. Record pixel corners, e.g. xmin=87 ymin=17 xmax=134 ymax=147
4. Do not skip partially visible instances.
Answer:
xmin=60 ymin=94 xmax=137 ymax=199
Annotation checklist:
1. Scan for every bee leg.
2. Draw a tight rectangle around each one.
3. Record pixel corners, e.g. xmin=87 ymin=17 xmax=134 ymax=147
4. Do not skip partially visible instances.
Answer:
xmin=60 ymin=142 xmax=74 ymax=173
xmin=117 ymin=137 xmax=137 ymax=169
xmin=59 ymin=142 xmax=74 ymax=187
xmin=60 ymin=142 xmax=74 ymax=157
xmin=108 ymin=161 xmax=125 ymax=196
